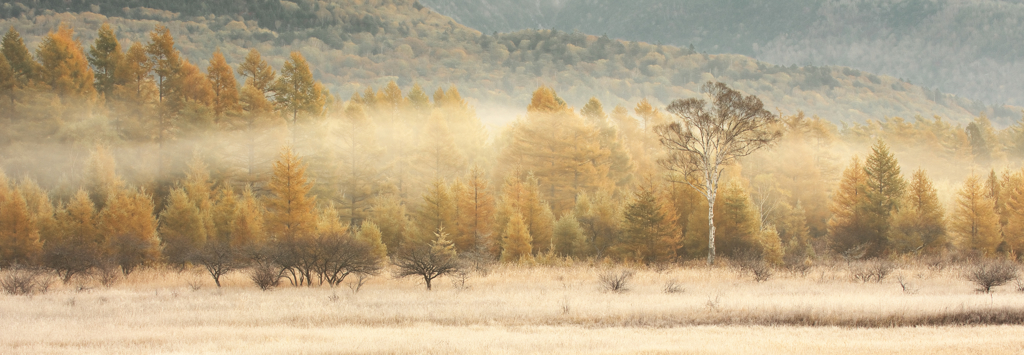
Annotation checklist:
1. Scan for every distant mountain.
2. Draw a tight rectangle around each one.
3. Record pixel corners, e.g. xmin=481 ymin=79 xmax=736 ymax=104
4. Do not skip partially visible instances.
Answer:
xmin=420 ymin=0 xmax=1024 ymax=109
xmin=0 ymin=0 xmax=1019 ymax=126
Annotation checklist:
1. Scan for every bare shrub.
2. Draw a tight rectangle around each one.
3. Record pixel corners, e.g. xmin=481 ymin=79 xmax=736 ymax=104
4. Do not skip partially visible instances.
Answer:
xmin=347 ymin=273 xmax=370 ymax=293
xmin=966 ymin=259 xmax=1019 ymax=293
xmin=450 ymin=269 xmax=470 ymax=291
xmin=663 ymin=279 xmax=684 ymax=294
xmin=735 ymin=251 xmax=773 ymax=282
xmin=249 ymin=263 xmax=281 ymax=291
xmin=598 ymin=269 xmax=634 ymax=293
xmin=850 ymin=259 xmax=894 ymax=283
xmin=1 ymin=266 xmax=52 ymax=295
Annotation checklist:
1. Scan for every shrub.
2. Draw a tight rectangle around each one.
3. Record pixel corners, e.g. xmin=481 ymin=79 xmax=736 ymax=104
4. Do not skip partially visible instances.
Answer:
xmin=598 ymin=269 xmax=634 ymax=293
xmin=735 ymin=251 xmax=773 ymax=282
xmin=1 ymin=266 xmax=52 ymax=295
xmin=966 ymin=259 xmax=1018 ymax=293
xmin=249 ymin=263 xmax=281 ymax=291
xmin=393 ymin=228 xmax=461 ymax=290
xmin=850 ymin=259 xmax=894 ymax=283
xmin=662 ymin=279 xmax=684 ymax=294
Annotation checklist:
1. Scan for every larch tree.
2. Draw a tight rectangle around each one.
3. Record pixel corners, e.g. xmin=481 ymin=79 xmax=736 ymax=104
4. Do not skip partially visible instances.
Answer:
xmin=47 ymin=190 xmax=99 ymax=283
xmin=581 ymin=97 xmax=634 ymax=187
xmin=231 ymin=185 xmax=265 ymax=249
xmin=655 ymin=81 xmax=781 ymax=265
xmin=85 ymin=145 xmax=124 ymax=210
xmin=158 ymin=187 xmax=206 ymax=267
xmin=862 ymin=140 xmax=906 ymax=257
xmin=146 ymin=25 xmax=181 ymax=104
xmin=97 ymin=187 xmax=160 ymax=276
xmin=88 ymin=23 xmax=122 ymax=97
xmin=1003 ymin=170 xmax=1024 ymax=255
xmin=417 ymin=109 xmax=466 ymax=183
xmin=890 ymin=169 xmax=947 ymax=254
xmin=500 ymin=211 xmax=534 ymax=263
xmin=234 ymin=49 xmax=280 ymax=183
xmin=265 ymin=147 xmax=317 ymax=243
xmin=207 ymin=50 xmax=240 ymax=120
xmin=713 ymin=181 xmax=761 ymax=258
xmin=0 ymin=188 xmax=41 ymax=267
xmin=36 ymin=23 xmax=96 ymax=98
xmin=356 ymin=221 xmax=388 ymax=261
xmin=827 ymin=157 xmax=871 ymax=256
xmin=493 ymin=173 xmax=554 ymax=256
xmin=275 ymin=51 xmax=325 ymax=145
xmin=0 ymin=54 xmax=15 ymax=107
xmin=2 ymin=27 xmax=40 ymax=84
xmin=415 ymin=179 xmax=457 ymax=241
xmin=112 ymin=42 xmax=156 ymax=138
xmin=454 ymin=166 xmax=495 ymax=252
xmin=951 ymin=175 xmax=1002 ymax=254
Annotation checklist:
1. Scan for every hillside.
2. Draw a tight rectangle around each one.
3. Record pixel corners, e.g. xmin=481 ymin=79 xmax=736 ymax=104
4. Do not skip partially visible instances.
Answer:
xmin=0 ymin=0 xmax=1019 ymax=127
xmin=420 ymin=0 xmax=1024 ymax=110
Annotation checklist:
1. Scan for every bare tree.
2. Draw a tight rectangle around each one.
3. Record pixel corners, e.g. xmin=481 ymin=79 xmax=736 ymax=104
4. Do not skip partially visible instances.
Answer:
xmin=655 ymin=81 xmax=781 ymax=265
xmin=393 ymin=227 xmax=460 ymax=290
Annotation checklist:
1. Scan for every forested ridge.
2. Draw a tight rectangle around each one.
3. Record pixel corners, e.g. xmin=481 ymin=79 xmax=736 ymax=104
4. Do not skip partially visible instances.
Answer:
xmin=0 ymin=1 xmax=1023 ymax=286
xmin=421 ymin=0 xmax=1024 ymax=110
xmin=0 ymin=0 xmax=1018 ymax=128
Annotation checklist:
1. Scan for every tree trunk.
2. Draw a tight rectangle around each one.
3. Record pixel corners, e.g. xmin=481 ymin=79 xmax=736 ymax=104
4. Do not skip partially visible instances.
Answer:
xmin=706 ymin=170 xmax=718 ymax=266
xmin=424 ymin=276 xmax=433 ymax=290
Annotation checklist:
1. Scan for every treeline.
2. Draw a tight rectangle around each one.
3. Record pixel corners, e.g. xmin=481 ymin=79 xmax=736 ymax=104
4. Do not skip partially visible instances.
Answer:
xmin=0 ymin=0 xmax=1017 ymax=127
xmin=0 ymin=21 xmax=1024 ymax=287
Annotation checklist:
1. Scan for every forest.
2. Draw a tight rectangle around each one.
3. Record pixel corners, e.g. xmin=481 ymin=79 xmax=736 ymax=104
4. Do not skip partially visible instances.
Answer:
xmin=0 ymin=20 xmax=1023 ymax=288
xmin=421 ymin=0 xmax=1024 ymax=108
xmin=0 ymin=0 xmax=1019 ymax=129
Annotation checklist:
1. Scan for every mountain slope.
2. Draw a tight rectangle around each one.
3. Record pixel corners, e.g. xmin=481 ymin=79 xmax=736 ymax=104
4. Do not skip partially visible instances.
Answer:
xmin=419 ymin=0 xmax=1024 ymax=109
xmin=0 ymin=0 xmax=1018 ymax=127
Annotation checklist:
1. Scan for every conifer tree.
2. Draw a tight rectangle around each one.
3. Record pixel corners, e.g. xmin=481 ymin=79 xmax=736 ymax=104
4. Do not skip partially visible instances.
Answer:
xmin=231 ymin=185 xmax=265 ymax=249
xmin=275 ymin=51 xmax=325 ymax=144
xmin=713 ymin=181 xmax=761 ymax=257
xmin=862 ymin=140 xmax=906 ymax=256
xmin=370 ymin=194 xmax=415 ymax=254
xmin=551 ymin=213 xmax=585 ymax=257
xmin=146 ymin=25 xmax=181 ymax=104
xmin=36 ymin=24 xmax=96 ymax=98
xmin=500 ymin=211 xmax=533 ymax=263
xmin=159 ymin=187 xmax=205 ymax=267
xmin=416 ymin=179 xmax=457 ymax=239
xmin=573 ymin=190 xmax=622 ymax=258
xmin=0 ymin=188 xmax=41 ymax=267
xmin=97 ymin=187 xmax=160 ymax=275
xmin=266 ymin=147 xmax=317 ymax=243
xmin=2 ymin=27 xmax=40 ymax=84
xmin=46 ymin=190 xmax=99 ymax=282
xmin=0 ymin=54 xmax=14 ymax=107
xmin=951 ymin=175 xmax=1002 ymax=254
xmin=890 ymin=169 xmax=947 ymax=254
xmin=88 ymin=23 xmax=122 ymax=97
xmin=828 ymin=157 xmax=871 ymax=255
xmin=207 ymin=50 xmax=239 ymax=119
xmin=455 ymin=166 xmax=494 ymax=252
xmin=581 ymin=97 xmax=634 ymax=187
xmin=407 ymin=83 xmax=431 ymax=117
xmin=357 ymin=221 xmax=388 ymax=260
xmin=494 ymin=173 xmax=554 ymax=256
xmin=619 ymin=182 xmax=679 ymax=264
xmin=183 ymin=154 xmax=215 ymax=242
xmin=1002 ymin=170 xmax=1024 ymax=256
xmin=237 ymin=49 xmax=276 ymax=94
xmin=111 ymin=42 xmax=156 ymax=138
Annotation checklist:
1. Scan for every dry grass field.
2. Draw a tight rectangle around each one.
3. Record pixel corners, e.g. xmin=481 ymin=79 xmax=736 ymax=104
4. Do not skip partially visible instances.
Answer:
xmin=2 ymin=261 xmax=1024 ymax=354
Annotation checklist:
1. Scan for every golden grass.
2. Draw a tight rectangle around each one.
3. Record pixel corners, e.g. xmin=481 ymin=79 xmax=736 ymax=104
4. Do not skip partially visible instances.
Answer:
xmin=2 ymin=262 xmax=1024 ymax=354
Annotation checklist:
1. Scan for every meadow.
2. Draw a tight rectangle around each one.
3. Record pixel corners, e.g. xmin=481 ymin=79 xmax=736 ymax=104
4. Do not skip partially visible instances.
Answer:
xmin=2 ymin=260 xmax=1024 ymax=354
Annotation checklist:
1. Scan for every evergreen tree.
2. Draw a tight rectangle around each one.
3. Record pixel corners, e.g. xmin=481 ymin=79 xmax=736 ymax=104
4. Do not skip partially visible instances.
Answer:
xmin=356 ymin=221 xmax=388 ymax=261
xmin=713 ymin=181 xmax=760 ymax=257
xmin=1002 ymin=170 xmax=1024 ymax=256
xmin=581 ymin=97 xmax=633 ymax=187
xmin=88 ymin=23 xmax=122 ymax=97
xmin=334 ymin=102 xmax=382 ymax=223
xmin=237 ymin=49 xmax=276 ymax=94
xmin=951 ymin=175 xmax=1002 ymax=254
xmin=416 ymin=179 xmax=456 ymax=239
xmin=146 ymin=25 xmax=181 ymax=104
xmin=890 ymin=169 xmax=947 ymax=254
xmin=573 ymin=190 xmax=622 ymax=258
xmin=85 ymin=145 xmax=124 ymax=210
xmin=370 ymin=194 xmax=415 ymax=255
xmin=551 ymin=213 xmax=584 ymax=257
xmin=494 ymin=173 xmax=554 ymax=256
xmin=417 ymin=109 xmax=466 ymax=182
xmin=619 ymin=182 xmax=679 ymax=264
xmin=46 ymin=190 xmax=99 ymax=282
xmin=862 ymin=140 xmax=906 ymax=256
xmin=2 ymin=27 xmax=40 ymax=84
xmin=231 ymin=185 xmax=265 ymax=249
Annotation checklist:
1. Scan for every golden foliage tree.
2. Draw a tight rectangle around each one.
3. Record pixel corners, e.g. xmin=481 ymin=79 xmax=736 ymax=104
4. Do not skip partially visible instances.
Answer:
xmin=158 ymin=187 xmax=205 ymax=267
xmin=454 ymin=166 xmax=494 ymax=252
xmin=36 ymin=23 xmax=96 ymax=98
xmin=500 ymin=211 xmax=534 ymax=263
xmin=207 ymin=50 xmax=240 ymax=119
xmin=890 ymin=169 xmax=947 ymax=254
xmin=97 ymin=187 xmax=160 ymax=275
xmin=0 ymin=186 xmax=41 ymax=267
xmin=828 ymin=157 xmax=871 ymax=255
xmin=88 ymin=23 xmax=122 ymax=97
xmin=619 ymin=181 xmax=680 ymax=264
xmin=951 ymin=174 xmax=1002 ymax=254
xmin=265 ymin=147 xmax=317 ymax=243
